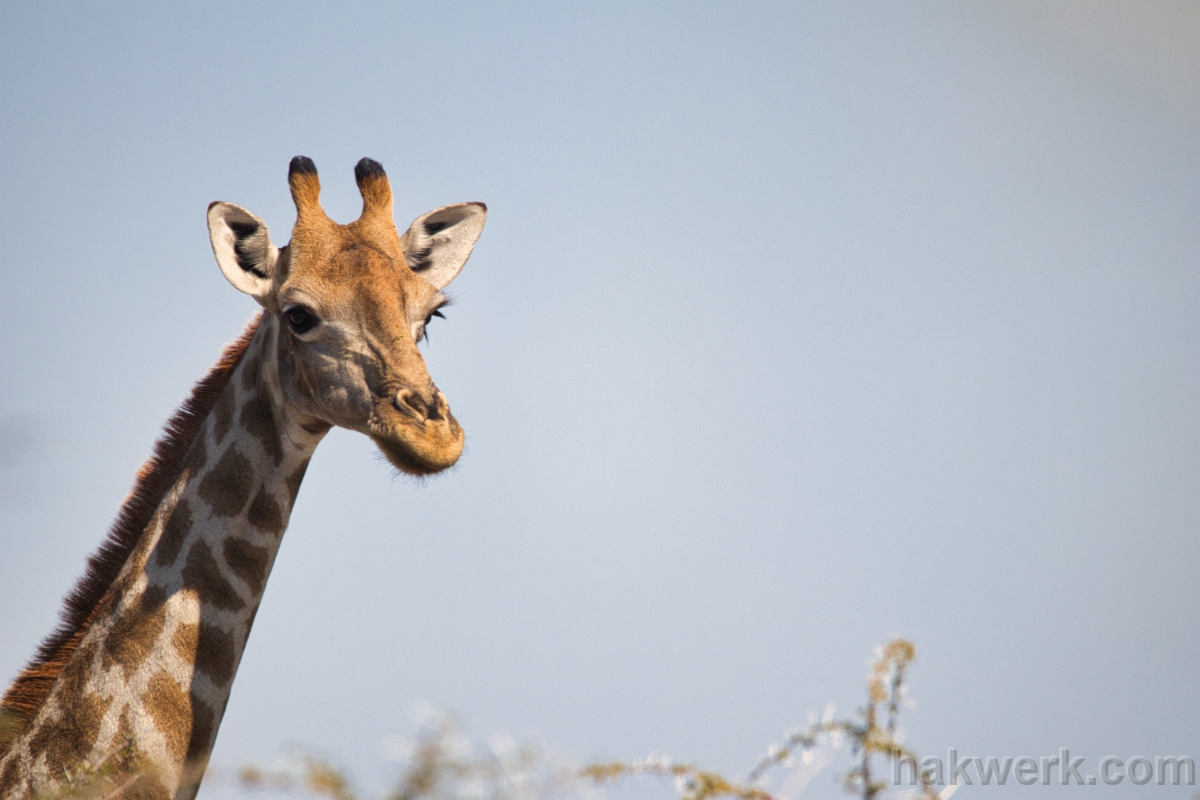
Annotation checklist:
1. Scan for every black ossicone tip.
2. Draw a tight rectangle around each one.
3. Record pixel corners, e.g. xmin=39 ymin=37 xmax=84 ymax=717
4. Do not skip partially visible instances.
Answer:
xmin=289 ymin=156 xmax=318 ymax=177
xmin=354 ymin=157 xmax=386 ymax=185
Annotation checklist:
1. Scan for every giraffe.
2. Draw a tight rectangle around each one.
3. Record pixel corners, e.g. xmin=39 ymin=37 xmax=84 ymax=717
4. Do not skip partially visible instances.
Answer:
xmin=0 ymin=157 xmax=486 ymax=799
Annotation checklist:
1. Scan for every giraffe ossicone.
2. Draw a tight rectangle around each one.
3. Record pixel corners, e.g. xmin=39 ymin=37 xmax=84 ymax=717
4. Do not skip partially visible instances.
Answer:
xmin=0 ymin=158 xmax=486 ymax=799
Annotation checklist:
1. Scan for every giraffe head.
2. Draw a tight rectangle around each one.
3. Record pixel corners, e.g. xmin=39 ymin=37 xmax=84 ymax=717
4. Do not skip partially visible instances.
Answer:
xmin=206 ymin=157 xmax=485 ymax=475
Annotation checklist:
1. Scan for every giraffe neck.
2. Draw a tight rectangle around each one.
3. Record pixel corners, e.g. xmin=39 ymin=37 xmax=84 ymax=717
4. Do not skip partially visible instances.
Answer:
xmin=0 ymin=318 xmax=326 ymax=800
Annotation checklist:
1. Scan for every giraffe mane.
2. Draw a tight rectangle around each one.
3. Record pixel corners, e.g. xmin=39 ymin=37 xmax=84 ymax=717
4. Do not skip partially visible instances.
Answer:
xmin=0 ymin=314 xmax=263 ymax=755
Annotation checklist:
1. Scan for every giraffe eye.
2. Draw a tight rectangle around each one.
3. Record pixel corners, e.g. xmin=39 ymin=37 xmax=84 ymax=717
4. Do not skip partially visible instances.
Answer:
xmin=284 ymin=307 xmax=318 ymax=334
xmin=421 ymin=308 xmax=446 ymax=343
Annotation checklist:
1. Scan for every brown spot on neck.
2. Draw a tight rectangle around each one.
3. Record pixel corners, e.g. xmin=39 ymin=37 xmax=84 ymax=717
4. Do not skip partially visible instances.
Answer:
xmin=184 ymin=694 xmax=216 ymax=767
xmin=172 ymin=623 xmax=198 ymax=663
xmin=197 ymin=447 xmax=254 ymax=518
xmin=223 ymin=538 xmax=270 ymax=595
xmin=155 ymin=498 xmax=194 ymax=568
xmin=181 ymin=541 xmax=245 ymax=612
xmin=143 ymin=672 xmax=191 ymax=763
xmin=246 ymin=488 xmax=284 ymax=536
xmin=213 ymin=388 xmax=236 ymax=445
xmin=0 ymin=748 xmax=18 ymax=795
xmin=193 ymin=624 xmax=235 ymax=687
xmin=240 ymin=395 xmax=283 ymax=466
xmin=240 ymin=354 xmax=262 ymax=392
xmin=102 ymin=586 xmax=168 ymax=675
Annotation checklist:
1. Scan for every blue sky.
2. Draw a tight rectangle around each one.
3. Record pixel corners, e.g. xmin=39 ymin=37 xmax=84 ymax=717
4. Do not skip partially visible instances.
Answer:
xmin=1 ymin=4 xmax=1197 ymax=799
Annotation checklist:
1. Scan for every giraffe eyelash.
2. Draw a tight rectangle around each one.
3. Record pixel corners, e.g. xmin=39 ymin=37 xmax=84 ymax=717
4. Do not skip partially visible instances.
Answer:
xmin=420 ymin=301 xmax=451 ymax=343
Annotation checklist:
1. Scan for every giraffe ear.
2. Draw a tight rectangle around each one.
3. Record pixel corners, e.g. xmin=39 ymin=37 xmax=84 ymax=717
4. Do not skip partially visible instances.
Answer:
xmin=401 ymin=202 xmax=487 ymax=290
xmin=207 ymin=202 xmax=279 ymax=308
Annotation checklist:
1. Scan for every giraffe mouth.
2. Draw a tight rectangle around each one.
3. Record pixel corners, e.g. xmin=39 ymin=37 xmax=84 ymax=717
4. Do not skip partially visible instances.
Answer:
xmin=370 ymin=392 xmax=464 ymax=475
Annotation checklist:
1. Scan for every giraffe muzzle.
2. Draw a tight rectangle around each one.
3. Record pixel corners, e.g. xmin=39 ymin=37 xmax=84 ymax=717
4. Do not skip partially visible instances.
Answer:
xmin=371 ymin=388 xmax=463 ymax=475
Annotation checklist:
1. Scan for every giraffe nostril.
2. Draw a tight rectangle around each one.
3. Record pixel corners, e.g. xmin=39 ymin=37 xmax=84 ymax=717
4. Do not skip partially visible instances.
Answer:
xmin=394 ymin=389 xmax=429 ymax=419
xmin=425 ymin=392 xmax=445 ymax=421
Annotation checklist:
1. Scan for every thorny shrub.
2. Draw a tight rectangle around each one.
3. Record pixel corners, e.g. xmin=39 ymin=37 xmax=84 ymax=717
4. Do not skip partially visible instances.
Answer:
xmin=216 ymin=638 xmax=941 ymax=800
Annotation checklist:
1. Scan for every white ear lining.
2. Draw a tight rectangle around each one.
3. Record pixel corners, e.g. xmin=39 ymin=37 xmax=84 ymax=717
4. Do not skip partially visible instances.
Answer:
xmin=208 ymin=202 xmax=279 ymax=308
xmin=403 ymin=202 xmax=487 ymax=290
